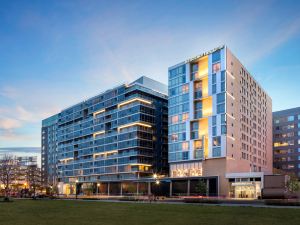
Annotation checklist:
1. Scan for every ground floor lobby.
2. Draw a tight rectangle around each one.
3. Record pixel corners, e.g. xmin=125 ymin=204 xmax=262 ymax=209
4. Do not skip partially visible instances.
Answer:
xmin=58 ymin=172 xmax=265 ymax=199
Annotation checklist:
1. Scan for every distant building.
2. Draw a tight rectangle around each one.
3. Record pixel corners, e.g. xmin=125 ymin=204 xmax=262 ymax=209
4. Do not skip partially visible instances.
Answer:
xmin=273 ymin=107 xmax=300 ymax=179
xmin=0 ymin=155 xmax=41 ymax=193
xmin=168 ymin=45 xmax=273 ymax=198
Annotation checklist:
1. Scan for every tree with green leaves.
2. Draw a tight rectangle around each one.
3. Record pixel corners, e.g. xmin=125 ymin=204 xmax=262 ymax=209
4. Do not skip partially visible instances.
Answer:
xmin=195 ymin=180 xmax=207 ymax=196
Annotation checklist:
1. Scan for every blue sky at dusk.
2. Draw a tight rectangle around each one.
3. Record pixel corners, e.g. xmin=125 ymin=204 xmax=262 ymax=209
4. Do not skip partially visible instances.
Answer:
xmin=0 ymin=0 xmax=300 ymax=147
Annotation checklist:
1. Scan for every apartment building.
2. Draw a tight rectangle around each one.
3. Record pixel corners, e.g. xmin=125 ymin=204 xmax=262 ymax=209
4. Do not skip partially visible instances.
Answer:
xmin=168 ymin=46 xmax=273 ymax=198
xmin=42 ymin=76 xmax=168 ymax=195
xmin=273 ymin=107 xmax=300 ymax=179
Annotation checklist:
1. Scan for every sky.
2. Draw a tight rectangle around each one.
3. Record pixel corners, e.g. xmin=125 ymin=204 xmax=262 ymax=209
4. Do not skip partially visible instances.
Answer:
xmin=0 ymin=0 xmax=300 ymax=148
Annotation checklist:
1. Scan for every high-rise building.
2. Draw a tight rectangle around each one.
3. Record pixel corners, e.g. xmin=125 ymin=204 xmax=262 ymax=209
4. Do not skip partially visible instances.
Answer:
xmin=42 ymin=76 xmax=168 ymax=195
xmin=41 ymin=115 xmax=58 ymax=187
xmin=168 ymin=45 xmax=273 ymax=198
xmin=273 ymin=107 xmax=300 ymax=179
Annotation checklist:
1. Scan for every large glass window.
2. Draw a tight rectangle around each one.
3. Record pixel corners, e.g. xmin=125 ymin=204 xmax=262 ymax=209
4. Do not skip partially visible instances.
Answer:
xmin=212 ymin=116 xmax=217 ymax=126
xmin=217 ymin=92 xmax=226 ymax=103
xmin=212 ymin=62 xmax=221 ymax=73
xmin=287 ymin=116 xmax=294 ymax=122
xmin=212 ymin=84 xmax=216 ymax=94
xmin=221 ymin=71 xmax=226 ymax=81
xmin=212 ymin=50 xmax=221 ymax=63
xmin=213 ymin=136 xmax=221 ymax=146
xmin=217 ymin=103 xmax=225 ymax=114
xmin=212 ymin=147 xmax=221 ymax=157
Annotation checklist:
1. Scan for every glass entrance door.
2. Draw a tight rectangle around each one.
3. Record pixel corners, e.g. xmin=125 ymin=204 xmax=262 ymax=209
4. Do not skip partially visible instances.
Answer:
xmin=234 ymin=185 xmax=256 ymax=198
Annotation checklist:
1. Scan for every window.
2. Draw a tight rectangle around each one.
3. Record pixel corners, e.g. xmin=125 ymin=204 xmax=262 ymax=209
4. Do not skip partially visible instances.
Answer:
xmin=212 ymin=73 xmax=216 ymax=84
xmin=217 ymin=93 xmax=225 ymax=103
xmin=287 ymin=116 xmax=294 ymax=122
xmin=182 ymin=142 xmax=189 ymax=151
xmin=212 ymin=84 xmax=216 ymax=94
xmin=298 ymin=115 xmax=300 ymax=120
xmin=212 ymin=127 xmax=217 ymax=136
xmin=275 ymin=119 xmax=279 ymax=124
xmin=212 ymin=147 xmax=221 ymax=157
xmin=182 ymin=113 xmax=189 ymax=122
xmin=221 ymin=125 xmax=227 ymax=134
xmin=182 ymin=84 xmax=189 ymax=93
xmin=212 ymin=116 xmax=217 ymax=126
xmin=221 ymin=71 xmax=226 ymax=81
xmin=212 ymin=62 xmax=221 ymax=73
xmin=191 ymin=63 xmax=198 ymax=73
xmin=195 ymin=101 xmax=202 ymax=110
xmin=221 ymin=114 xmax=226 ymax=124
xmin=191 ymin=121 xmax=199 ymax=130
xmin=182 ymin=151 xmax=189 ymax=160
xmin=221 ymin=81 xmax=225 ymax=92
xmin=171 ymin=134 xmax=178 ymax=142
xmin=212 ymin=50 xmax=221 ymax=63
xmin=213 ymin=136 xmax=221 ymax=146
xmin=194 ymin=140 xmax=203 ymax=150
xmin=171 ymin=115 xmax=179 ymax=124
xmin=217 ymin=103 xmax=225 ymax=114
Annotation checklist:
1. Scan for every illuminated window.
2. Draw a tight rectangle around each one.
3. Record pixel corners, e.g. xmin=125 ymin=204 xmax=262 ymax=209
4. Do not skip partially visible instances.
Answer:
xmin=182 ymin=113 xmax=189 ymax=122
xmin=171 ymin=115 xmax=179 ymax=124
xmin=194 ymin=140 xmax=203 ymax=150
xmin=212 ymin=62 xmax=221 ymax=73
xmin=287 ymin=116 xmax=294 ymax=121
xmin=182 ymin=84 xmax=189 ymax=93
xmin=171 ymin=134 xmax=178 ymax=142
xmin=182 ymin=142 xmax=189 ymax=151
xmin=213 ymin=136 xmax=221 ymax=146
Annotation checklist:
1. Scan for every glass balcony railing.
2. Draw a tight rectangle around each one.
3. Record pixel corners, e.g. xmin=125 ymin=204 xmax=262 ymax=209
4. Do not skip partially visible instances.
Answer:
xmin=194 ymin=111 xmax=202 ymax=119
xmin=194 ymin=91 xmax=202 ymax=99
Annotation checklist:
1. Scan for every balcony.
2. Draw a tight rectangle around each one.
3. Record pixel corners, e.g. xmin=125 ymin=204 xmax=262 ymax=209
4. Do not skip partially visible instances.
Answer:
xmin=194 ymin=91 xmax=202 ymax=99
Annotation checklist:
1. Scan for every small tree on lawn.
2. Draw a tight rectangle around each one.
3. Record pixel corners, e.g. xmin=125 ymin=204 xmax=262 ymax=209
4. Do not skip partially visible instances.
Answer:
xmin=0 ymin=155 xmax=20 ymax=198
xmin=195 ymin=179 xmax=207 ymax=196
xmin=287 ymin=175 xmax=300 ymax=193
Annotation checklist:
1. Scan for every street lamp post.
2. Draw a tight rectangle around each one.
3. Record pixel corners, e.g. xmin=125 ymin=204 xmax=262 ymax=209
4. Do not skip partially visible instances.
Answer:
xmin=97 ymin=183 xmax=100 ymax=196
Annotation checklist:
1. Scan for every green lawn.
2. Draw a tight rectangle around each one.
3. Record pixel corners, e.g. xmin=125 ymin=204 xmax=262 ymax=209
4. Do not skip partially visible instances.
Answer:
xmin=0 ymin=200 xmax=299 ymax=225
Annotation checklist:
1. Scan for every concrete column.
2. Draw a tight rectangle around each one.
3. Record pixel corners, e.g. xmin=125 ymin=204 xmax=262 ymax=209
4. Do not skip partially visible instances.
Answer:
xmin=136 ymin=182 xmax=139 ymax=196
xmin=187 ymin=180 xmax=190 ymax=196
xmin=120 ymin=183 xmax=123 ymax=196
xmin=206 ymin=179 xmax=210 ymax=196
xmin=148 ymin=181 xmax=151 ymax=195
xmin=107 ymin=182 xmax=110 ymax=196
xmin=169 ymin=181 xmax=172 ymax=197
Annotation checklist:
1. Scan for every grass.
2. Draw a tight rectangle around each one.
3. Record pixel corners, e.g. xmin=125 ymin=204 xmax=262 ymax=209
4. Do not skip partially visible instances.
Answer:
xmin=0 ymin=200 xmax=299 ymax=225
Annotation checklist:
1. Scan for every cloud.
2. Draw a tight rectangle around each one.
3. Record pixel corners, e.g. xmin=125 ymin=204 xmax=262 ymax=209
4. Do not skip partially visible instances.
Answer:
xmin=245 ymin=18 xmax=300 ymax=64
xmin=0 ymin=117 xmax=22 ymax=129
xmin=0 ymin=86 xmax=19 ymax=99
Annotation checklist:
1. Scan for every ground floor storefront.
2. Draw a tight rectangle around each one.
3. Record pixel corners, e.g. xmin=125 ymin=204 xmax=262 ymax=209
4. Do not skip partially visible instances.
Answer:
xmin=57 ymin=172 xmax=265 ymax=199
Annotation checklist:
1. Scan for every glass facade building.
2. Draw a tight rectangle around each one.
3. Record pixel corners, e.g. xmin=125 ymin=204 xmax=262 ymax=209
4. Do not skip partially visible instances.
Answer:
xmin=273 ymin=107 xmax=300 ymax=179
xmin=41 ymin=115 xmax=58 ymax=187
xmin=42 ymin=76 xmax=168 ymax=194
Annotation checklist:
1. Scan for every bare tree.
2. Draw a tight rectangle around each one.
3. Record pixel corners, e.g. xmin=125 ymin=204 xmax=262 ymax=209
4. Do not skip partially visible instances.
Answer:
xmin=0 ymin=155 xmax=20 ymax=197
